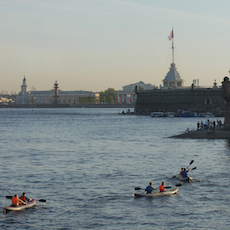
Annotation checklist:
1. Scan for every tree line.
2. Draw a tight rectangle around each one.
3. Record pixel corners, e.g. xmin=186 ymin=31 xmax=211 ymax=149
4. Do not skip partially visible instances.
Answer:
xmin=79 ymin=88 xmax=117 ymax=104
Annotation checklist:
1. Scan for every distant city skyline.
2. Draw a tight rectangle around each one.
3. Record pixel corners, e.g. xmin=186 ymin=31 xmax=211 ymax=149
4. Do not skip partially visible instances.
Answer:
xmin=1 ymin=0 xmax=230 ymax=93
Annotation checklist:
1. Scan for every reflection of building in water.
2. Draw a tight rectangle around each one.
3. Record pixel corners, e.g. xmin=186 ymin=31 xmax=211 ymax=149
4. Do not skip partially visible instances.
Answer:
xmin=117 ymin=81 xmax=155 ymax=104
xmin=16 ymin=77 xmax=100 ymax=105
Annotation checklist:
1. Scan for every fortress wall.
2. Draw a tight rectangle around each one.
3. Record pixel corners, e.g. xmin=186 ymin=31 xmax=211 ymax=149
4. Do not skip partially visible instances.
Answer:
xmin=135 ymin=88 xmax=225 ymax=114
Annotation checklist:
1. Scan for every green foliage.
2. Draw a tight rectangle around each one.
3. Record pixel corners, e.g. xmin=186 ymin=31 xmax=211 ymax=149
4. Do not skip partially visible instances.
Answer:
xmin=99 ymin=88 xmax=117 ymax=103
xmin=79 ymin=96 xmax=96 ymax=103
xmin=100 ymin=96 xmax=106 ymax=103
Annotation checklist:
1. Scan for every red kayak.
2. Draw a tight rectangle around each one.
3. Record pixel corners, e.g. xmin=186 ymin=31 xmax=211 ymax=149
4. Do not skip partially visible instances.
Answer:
xmin=3 ymin=199 xmax=36 ymax=212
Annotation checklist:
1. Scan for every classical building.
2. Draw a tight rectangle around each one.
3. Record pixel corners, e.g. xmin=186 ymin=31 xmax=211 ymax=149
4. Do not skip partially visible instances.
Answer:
xmin=0 ymin=97 xmax=13 ymax=105
xmin=16 ymin=77 xmax=100 ymax=105
xmin=117 ymin=81 xmax=155 ymax=104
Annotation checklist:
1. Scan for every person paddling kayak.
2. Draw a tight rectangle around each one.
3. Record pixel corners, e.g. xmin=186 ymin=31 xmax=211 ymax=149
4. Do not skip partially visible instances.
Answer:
xmin=145 ymin=182 xmax=155 ymax=194
xmin=159 ymin=182 xmax=166 ymax=192
xmin=179 ymin=168 xmax=191 ymax=178
xmin=11 ymin=194 xmax=26 ymax=207
xmin=20 ymin=192 xmax=31 ymax=204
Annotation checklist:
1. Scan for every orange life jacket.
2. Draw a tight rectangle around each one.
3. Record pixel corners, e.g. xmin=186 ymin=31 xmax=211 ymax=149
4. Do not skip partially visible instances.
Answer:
xmin=12 ymin=197 xmax=19 ymax=206
xmin=159 ymin=185 xmax=165 ymax=192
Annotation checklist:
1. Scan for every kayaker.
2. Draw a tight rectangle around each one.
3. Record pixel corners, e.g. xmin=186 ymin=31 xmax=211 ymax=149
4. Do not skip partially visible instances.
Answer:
xmin=12 ymin=194 xmax=26 ymax=206
xmin=159 ymin=182 xmax=165 ymax=192
xmin=180 ymin=168 xmax=191 ymax=178
xmin=145 ymin=182 xmax=155 ymax=193
xmin=20 ymin=192 xmax=31 ymax=204
xmin=179 ymin=167 xmax=184 ymax=175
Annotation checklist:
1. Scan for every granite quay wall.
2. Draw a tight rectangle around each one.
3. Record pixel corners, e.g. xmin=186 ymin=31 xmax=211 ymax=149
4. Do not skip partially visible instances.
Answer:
xmin=0 ymin=103 xmax=135 ymax=109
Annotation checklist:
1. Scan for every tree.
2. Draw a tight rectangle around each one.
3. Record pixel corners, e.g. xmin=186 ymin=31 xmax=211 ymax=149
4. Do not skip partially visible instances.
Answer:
xmin=99 ymin=88 xmax=117 ymax=103
xmin=79 ymin=96 xmax=96 ymax=103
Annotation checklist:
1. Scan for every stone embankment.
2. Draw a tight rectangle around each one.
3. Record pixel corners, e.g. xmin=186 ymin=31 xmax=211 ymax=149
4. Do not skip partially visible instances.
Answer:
xmin=0 ymin=103 xmax=135 ymax=109
xmin=171 ymin=126 xmax=230 ymax=139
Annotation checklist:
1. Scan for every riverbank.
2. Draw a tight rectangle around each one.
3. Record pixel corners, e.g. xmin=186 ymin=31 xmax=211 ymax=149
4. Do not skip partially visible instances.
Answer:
xmin=0 ymin=103 xmax=135 ymax=109
xmin=171 ymin=126 xmax=230 ymax=139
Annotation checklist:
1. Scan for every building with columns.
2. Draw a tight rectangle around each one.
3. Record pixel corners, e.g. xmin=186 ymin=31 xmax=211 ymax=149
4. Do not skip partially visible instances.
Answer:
xmin=16 ymin=77 xmax=100 ymax=105
xmin=117 ymin=81 xmax=155 ymax=104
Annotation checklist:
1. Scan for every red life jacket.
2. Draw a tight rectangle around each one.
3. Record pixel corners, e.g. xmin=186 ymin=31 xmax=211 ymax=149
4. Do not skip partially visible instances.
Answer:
xmin=20 ymin=196 xmax=26 ymax=202
xmin=159 ymin=185 xmax=165 ymax=192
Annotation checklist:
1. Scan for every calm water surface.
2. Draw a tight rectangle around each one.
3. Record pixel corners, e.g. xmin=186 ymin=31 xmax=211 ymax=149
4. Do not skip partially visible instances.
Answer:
xmin=0 ymin=108 xmax=229 ymax=229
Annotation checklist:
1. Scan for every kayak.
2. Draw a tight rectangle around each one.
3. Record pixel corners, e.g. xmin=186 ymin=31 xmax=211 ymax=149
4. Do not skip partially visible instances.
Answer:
xmin=133 ymin=188 xmax=179 ymax=197
xmin=3 ymin=199 xmax=36 ymax=212
xmin=178 ymin=175 xmax=193 ymax=182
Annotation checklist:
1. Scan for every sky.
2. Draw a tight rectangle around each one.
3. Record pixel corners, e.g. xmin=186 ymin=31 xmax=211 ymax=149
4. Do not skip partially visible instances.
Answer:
xmin=1 ymin=0 xmax=230 ymax=94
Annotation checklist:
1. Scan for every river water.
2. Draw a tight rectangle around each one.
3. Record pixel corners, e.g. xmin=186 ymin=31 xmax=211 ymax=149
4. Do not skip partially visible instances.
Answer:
xmin=0 ymin=108 xmax=229 ymax=229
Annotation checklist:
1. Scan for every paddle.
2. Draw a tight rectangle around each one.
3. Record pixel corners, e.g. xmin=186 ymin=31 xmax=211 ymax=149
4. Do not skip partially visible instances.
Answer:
xmin=186 ymin=167 xmax=196 ymax=172
xmin=134 ymin=187 xmax=157 ymax=191
xmin=186 ymin=160 xmax=194 ymax=169
xmin=5 ymin=196 xmax=46 ymax=202
xmin=37 ymin=199 xmax=46 ymax=202
xmin=5 ymin=188 xmax=13 ymax=196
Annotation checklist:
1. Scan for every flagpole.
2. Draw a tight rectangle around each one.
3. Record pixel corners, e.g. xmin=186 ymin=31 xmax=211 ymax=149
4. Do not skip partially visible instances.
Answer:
xmin=172 ymin=27 xmax=174 ymax=63
xmin=168 ymin=28 xmax=174 ymax=63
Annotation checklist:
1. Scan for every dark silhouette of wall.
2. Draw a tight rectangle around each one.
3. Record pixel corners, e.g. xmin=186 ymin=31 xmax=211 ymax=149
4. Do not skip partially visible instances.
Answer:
xmin=135 ymin=85 xmax=225 ymax=115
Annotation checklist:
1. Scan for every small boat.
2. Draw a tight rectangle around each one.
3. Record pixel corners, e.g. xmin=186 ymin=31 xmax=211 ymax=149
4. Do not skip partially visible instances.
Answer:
xmin=165 ymin=112 xmax=175 ymax=117
xmin=133 ymin=188 xmax=179 ymax=197
xmin=179 ymin=112 xmax=205 ymax=117
xmin=3 ymin=199 xmax=36 ymax=212
xmin=119 ymin=109 xmax=134 ymax=115
xmin=178 ymin=175 xmax=193 ymax=182
xmin=150 ymin=112 xmax=164 ymax=117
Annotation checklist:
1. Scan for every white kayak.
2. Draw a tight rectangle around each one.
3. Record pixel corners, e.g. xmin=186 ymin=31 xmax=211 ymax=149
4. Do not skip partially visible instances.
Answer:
xmin=134 ymin=188 xmax=179 ymax=197
xmin=178 ymin=175 xmax=193 ymax=182
xmin=3 ymin=199 xmax=36 ymax=212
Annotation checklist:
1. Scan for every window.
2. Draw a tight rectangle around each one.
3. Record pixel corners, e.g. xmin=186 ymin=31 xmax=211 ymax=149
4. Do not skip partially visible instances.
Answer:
xmin=205 ymin=99 xmax=212 ymax=104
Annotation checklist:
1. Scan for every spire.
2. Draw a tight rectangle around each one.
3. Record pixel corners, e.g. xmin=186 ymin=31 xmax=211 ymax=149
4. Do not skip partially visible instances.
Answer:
xmin=21 ymin=76 xmax=27 ymax=94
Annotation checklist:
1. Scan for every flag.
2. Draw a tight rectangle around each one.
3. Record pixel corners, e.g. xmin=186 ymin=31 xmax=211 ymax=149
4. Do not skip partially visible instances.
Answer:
xmin=168 ymin=30 xmax=174 ymax=41
xmin=127 ymin=94 xmax=130 ymax=102
xmin=119 ymin=96 xmax=122 ymax=104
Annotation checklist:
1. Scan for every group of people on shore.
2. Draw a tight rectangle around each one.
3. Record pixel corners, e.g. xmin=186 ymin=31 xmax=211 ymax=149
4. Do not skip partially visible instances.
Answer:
xmin=197 ymin=119 xmax=222 ymax=134
xmin=11 ymin=193 xmax=31 ymax=207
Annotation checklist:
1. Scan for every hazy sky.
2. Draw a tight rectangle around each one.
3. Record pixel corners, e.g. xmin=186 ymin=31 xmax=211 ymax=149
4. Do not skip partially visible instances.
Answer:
xmin=1 ymin=0 xmax=230 ymax=93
